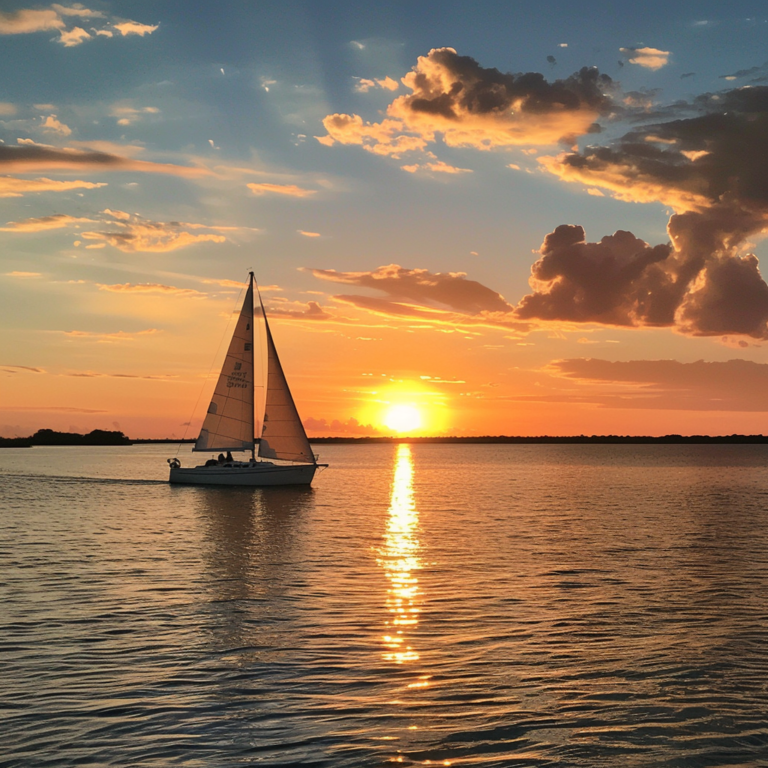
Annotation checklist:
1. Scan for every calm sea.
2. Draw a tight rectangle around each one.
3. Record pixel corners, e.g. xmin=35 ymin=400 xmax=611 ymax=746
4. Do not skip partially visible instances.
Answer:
xmin=2 ymin=443 xmax=768 ymax=767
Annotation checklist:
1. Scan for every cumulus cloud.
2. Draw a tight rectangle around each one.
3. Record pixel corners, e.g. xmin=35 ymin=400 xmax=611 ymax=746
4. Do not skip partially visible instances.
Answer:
xmin=354 ymin=76 xmax=399 ymax=93
xmin=528 ymin=85 xmax=768 ymax=339
xmin=549 ymin=358 xmax=768 ymax=411
xmin=246 ymin=182 xmax=316 ymax=197
xmin=59 ymin=25 xmax=89 ymax=46
xmin=318 ymin=47 xmax=613 ymax=157
xmin=0 ymin=213 xmax=93 ymax=231
xmin=40 ymin=114 xmax=72 ymax=135
xmin=620 ymin=46 xmax=670 ymax=70
xmin=81 ymin=212 xmax=227 ymax=253
xmin=515 ymin=217 xmax=768 ymax=339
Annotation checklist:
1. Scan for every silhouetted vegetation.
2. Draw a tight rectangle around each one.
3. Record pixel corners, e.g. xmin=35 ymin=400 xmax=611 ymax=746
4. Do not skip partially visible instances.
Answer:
xmin=0 ymin=436 xmax=32 ymax=448
xmin=0 ymin=429 xmax=132 ymax=447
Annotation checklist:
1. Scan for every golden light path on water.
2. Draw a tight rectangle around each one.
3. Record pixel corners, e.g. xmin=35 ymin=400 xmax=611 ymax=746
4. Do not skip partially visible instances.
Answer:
xmin=379 ymin=443 xmax=422 ymax=666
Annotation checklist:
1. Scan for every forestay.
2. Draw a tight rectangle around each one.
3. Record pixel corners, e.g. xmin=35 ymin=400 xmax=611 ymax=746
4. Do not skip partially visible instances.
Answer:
xmin=194 ymin=280 xmax=255 ymax=452
xmin=258 ymin=309 xmax=315 ymax=464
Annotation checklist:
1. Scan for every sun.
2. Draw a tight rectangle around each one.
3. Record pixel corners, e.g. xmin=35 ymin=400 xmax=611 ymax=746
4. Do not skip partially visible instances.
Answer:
xmin=384 ymin=404 xmax=422 ymax=433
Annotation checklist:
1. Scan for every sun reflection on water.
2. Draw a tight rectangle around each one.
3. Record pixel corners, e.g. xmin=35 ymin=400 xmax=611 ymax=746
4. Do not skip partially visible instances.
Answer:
xmin=379 ymin=443 xmax=421 ymax=664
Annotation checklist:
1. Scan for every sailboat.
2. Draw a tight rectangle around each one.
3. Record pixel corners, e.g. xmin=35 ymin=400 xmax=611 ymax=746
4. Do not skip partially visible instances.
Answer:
xmin=168 ymin=272 xmax=326 ymax=486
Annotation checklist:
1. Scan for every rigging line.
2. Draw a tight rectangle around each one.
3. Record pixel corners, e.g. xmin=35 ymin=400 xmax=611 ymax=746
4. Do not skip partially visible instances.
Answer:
xmin=175 ymin=274 xmax=250 ymax=457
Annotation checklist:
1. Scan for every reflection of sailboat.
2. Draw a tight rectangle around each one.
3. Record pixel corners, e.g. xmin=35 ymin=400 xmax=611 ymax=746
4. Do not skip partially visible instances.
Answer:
xmin=169 ymin=272 xmax=326 ymax=486
xmin=379 ymin=444 xmax=421 ymax=663
xmin=195 ymin=486 xmax=314 ymax=662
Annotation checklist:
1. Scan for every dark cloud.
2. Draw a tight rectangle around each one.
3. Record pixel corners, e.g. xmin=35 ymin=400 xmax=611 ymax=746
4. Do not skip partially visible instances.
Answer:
xmin=312 ymin=264 xmax=514 ymax=314
xmin=546 ymin=55 xmax=556 ymax=65
xmin=532 ymin=85 xmax=768 ymax=339
xmin=680 ymin=72 xmax=696 ymax=79
xmin=0 ymin=144 xmax=208 ymax=177
xmin=516 ymin=216 xmax=768 ymax=338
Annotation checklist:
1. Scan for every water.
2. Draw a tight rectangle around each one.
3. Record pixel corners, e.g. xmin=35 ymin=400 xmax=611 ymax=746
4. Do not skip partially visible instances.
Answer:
xmin=2 ymin=443 xmax=768 ymax=767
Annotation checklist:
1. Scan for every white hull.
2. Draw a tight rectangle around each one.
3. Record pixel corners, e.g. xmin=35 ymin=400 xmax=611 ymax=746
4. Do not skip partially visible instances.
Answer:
xmin=169 ymin=461 xmax=318 ymax=486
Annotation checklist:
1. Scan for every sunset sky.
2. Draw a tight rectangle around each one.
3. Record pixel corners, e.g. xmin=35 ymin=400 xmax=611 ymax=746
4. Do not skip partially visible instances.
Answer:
xmin=5 ymin=1 xmax=768 ymax=438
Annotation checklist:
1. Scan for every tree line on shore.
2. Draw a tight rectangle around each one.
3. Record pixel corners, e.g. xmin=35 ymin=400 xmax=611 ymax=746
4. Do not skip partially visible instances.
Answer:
xmin=4 ymin=429 xmax=768 ymax=447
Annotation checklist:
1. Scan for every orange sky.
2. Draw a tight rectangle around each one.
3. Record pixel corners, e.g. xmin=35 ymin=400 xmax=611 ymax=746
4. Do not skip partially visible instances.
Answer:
xmin=5 ymin=4 xmax=768 ymax=438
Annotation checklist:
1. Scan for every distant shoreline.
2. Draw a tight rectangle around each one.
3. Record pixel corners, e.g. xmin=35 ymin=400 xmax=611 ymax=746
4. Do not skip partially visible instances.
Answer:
xmin=5 ymin=431 xmax=768 ymax=447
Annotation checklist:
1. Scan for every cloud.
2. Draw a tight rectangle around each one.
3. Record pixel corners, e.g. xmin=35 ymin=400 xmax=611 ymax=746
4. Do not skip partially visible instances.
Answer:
xmin=112 ymin=21 xmax=158 ymax=37
xmin=354 ymin=76 xmax=399 ymax=93
xmin=2 ymin=365 xmax=45 ymax=373
xmin=246 ymin=182 xmax=316 ymax=197
xmin=0 ymin=213 xmax=94 ymax=231
xmin=0 ymin=102 xmax=17 ymax=116
xmin=528 ymin=86 xmax=768 ymax=339
xmin=110 ymin=105 xmax=160 ymax=126
xmin=81 ymin=213 xmax=227 ymax=253
xmin=0 ymin=176 xmax=107 ymax=198
xmin=312 ymin=263 xmax=514 ymax=314
xmin=264 ymin=301 xmax=332 ymax=320
xmin=40 ymin=114 xmax=72 ymax=135
xmin=298 ymin=230 xmax=321 ymax=237
xmin=304 ymin=416 xmax=381 ymax=435
xmin=620 ymin=46 xmax=670 ymax=70
xmin=5 ymin=271 xmax=42 ymax=277
xmin=59 ymin=25 xmax=90 ymax=46
xmin=515 ymin=219 xmax=768 ymax=339
xmin=318 ymin=48 xmax=613 ymax=156
xmin=401 ymin=160 xmax=473 ymax=174
xmin=0 ymin=8 xmax=63 ymax=34
xmin=548 ymin=358 xmax=768 ymax=412
xmin=97 ymin=282 xmax=206 ymax=297
xmin=62 ymin=328 xmax=158 ymax=342
xmin=0 ymin=5 xmax=155 ymax=46
xmin=0 ymin=144 xmax=210 ymax=178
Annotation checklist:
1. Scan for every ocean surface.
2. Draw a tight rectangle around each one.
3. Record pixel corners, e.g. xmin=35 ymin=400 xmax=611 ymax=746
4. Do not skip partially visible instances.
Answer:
xmin=2 ymin=443 xmax=768 ymax=767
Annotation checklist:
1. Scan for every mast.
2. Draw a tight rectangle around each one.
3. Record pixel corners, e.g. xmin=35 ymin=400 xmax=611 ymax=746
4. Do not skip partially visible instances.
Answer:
xmin=250 ymin=271 xmax=256 ymax=462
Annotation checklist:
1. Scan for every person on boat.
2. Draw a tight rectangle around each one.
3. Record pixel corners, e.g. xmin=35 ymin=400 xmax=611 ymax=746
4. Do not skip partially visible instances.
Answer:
xmin=225 ymin=451 xmax=233 ymax=463
xmin=205 ymin=458 xmax=218 ymax=467
xmin=217 ymin=453 xmax=225 ymax=464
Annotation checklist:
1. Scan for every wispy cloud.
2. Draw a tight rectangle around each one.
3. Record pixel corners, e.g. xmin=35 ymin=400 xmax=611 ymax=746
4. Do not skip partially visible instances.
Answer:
xmin=97 ymin=282 xmax=206 ymax=298
xmin=246 ymin=182 xmax=316 ymax=197
xmin=0 ymin=177 xmax=106 ymax=198
xmin=0 ymin=213 xmax=94 ymax=232
xmin=80 ymin=211 xmax=227 ymax=253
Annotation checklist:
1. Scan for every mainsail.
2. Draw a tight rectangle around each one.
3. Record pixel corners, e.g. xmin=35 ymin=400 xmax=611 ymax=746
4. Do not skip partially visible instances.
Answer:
xmin=258 ymin=301 xmax=315 ymax=464
xmin=194 ymin=278 xmax=255 ymax=452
